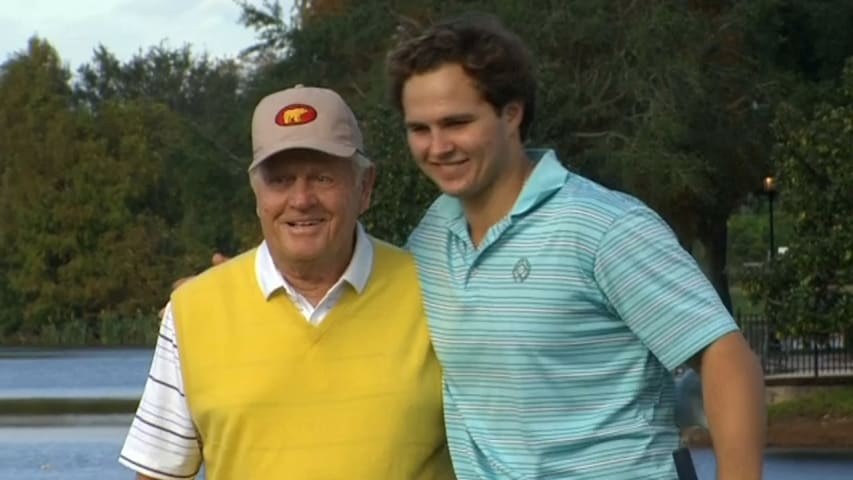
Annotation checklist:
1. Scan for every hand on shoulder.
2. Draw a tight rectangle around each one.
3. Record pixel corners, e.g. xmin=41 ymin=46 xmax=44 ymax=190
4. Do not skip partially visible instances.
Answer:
xmin=158 ymin=252 xmax=231 ymax=318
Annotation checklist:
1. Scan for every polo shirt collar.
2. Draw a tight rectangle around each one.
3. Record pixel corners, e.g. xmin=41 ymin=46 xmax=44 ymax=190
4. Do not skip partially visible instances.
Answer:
xmin=510 ymin=149 xmax=569 ymax=218
xmin=430 ymin=148 xmax=569 ymax=223
xmin=254 ymin=222 xmax=373 ymax=299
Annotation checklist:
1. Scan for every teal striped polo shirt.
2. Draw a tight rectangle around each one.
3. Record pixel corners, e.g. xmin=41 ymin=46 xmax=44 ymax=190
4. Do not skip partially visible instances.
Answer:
xmin=407 ymin=149 xmax=737 ymax=479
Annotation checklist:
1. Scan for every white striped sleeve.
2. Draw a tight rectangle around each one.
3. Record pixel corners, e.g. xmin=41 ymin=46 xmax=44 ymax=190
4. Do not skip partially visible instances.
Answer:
xmin=119 ymin=303 xmax=203 ymax=479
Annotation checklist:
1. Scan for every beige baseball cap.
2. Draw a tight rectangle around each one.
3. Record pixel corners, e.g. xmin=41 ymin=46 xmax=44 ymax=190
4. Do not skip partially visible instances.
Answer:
xmin=249 ymin=85 xmax=365 ymax=171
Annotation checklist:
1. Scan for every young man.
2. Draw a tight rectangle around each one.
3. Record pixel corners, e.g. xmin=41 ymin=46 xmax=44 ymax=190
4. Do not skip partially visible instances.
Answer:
xmin=386 ymin=13 xmax=765 ymax=479
xmin=119 ymin=86 xmax=454 ymax=479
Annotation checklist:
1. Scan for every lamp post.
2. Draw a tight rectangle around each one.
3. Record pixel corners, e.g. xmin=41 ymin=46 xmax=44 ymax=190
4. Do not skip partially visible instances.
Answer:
xmin=763 ymin=176 xmax=777 ymax=260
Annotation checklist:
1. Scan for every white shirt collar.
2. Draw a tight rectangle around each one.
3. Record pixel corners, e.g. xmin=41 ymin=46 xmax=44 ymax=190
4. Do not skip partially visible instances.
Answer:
xmin=254 ymin=222 xmax=374 ymax=300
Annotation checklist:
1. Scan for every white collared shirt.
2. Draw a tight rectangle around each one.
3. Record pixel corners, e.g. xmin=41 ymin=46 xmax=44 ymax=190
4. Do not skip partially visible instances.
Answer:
xmin=255 ymin=223 xmax=373 ymax=325
xmin=118 ymin=224 xmax=374 ymax=479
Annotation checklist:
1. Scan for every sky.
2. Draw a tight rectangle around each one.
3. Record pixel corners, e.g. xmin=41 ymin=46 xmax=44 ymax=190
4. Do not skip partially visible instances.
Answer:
xmin=1 ymin=0 xmax=294 ymax=70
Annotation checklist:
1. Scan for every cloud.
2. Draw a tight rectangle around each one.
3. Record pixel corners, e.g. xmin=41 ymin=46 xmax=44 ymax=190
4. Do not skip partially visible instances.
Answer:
xmin=116 ymin=0 xmax=195 ymax=18
xmin=0 ymin=0 xmax=270 ymax=69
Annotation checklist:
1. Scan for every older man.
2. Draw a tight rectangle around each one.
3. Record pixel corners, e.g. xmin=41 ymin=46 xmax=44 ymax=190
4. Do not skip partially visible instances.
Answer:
xmin=118 ymin=86 xmax=454 ymax=480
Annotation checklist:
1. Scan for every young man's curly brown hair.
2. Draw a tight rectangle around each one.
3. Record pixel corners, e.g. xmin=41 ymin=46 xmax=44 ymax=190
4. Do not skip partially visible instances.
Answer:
xmin=385 ymin=13 xmax=537 ymax=141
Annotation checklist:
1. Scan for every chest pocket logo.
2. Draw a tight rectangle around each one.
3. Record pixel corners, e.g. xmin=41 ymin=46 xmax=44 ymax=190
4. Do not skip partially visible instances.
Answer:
xmin=512 ymin=257 xmax=531 ymax=282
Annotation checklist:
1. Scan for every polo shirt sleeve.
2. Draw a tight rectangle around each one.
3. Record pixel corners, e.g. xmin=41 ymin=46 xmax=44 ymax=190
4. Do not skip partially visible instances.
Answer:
xmin=118 ymin=304 xmax=203 ymax=479
xmin=593 ymin=207 xmax=739 ymax=371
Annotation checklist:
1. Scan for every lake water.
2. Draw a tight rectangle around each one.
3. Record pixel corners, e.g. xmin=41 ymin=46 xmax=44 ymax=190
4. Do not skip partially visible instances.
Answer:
xmin=0 ymin=420 xmax=130 ymax=480
xmin=0 ymin=348 xmax=150 ymax=399
xmin=1 ymin=348 xmax=852 ymax=479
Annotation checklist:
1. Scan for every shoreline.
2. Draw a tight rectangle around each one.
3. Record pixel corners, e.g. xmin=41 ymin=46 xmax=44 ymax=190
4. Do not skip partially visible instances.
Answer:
xmin=684 ymin=416 xmax=853 ymax=449
xmin=3 ymin=399 xmax=852 ymax=451
xmin=0 ymin=398 xmax=139 ymax=416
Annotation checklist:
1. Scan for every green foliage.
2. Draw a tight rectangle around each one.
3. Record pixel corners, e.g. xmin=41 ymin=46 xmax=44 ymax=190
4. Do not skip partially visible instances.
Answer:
xmin=2 ymin=2 xmax=852 ymax=345
xmin=742 ymin=0 xmax=853 ymax=83
xmin=0 ymin=39 xmax=253 ymax=345
xmin=0 ymin=38 xmax=77 ymax=336
xmin=75 ymin=45 xmax=257 ymax=254
xmin=729 ymin=285 xmax=762 ymax=316
xmin=745 ymin=59 xmax=853 ymax=339
xmin=239 ymin=0 xmax=776 ymax=269
xmin=768 ymin=387 xmax=853 ymax=421
xmin=728 ymin=208 xmax=795 ymax=268
xmin=239 ymin=0 xmax=443 ymax=245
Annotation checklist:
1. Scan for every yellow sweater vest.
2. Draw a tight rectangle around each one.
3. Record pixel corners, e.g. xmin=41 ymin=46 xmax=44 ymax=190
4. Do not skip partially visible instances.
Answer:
xmin=171 ymin=239 xmax=454 ymax=480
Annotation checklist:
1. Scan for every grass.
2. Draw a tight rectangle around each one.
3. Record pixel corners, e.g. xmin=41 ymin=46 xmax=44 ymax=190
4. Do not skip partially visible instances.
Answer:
xmin=768 ymin=387 xmax=853 ymax=421
xmin=0 ymin=398 xmax=139 ymax=416
xmin=1 ymin=312 xmax=160 ymax=347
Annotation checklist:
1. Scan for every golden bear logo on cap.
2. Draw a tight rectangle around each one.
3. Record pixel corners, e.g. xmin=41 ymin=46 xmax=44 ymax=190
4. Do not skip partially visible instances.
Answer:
xmin=275 ymin=104 xmax=318 ymax=126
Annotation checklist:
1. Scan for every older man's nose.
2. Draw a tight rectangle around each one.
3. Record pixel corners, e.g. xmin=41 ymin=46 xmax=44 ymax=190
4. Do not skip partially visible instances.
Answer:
xmin=288 ymin=178 xmax=318 ymax=209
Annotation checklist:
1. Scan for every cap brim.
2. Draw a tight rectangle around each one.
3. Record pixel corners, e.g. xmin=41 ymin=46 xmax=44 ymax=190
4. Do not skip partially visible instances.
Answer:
xmin=248 ymin=139 xmax=358 ymax=171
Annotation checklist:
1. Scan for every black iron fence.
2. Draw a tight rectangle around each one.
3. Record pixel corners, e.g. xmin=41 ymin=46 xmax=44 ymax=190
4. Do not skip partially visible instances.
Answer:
xmin=737 ymin=314 xmax=853 ymax=377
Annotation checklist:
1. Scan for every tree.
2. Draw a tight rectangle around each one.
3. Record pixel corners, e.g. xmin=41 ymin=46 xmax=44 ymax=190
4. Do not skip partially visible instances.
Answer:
xmin=0 ymin=39 xmax=257 ymax=342
xmin=234 ymin=0 xmax=788 ymax=307
xmin=746 ymin=58 xmax=853 ymax=339
xmin=0 ymin=37 xmax=75 ymax=335
xmin=75 ymin=45 xmax=259 ymax=256
xmin=237 ymin=0 xmax=442 ymax=244
xmin=727 ymin=206 xmax=794 ymax=269
xmin=525 ymin=1 xmax=779 ymax=311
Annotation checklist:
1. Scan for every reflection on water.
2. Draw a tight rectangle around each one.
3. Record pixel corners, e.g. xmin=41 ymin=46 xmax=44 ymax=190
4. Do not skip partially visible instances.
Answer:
xmin=0 ymin=421 xmax=129 ymax=480
xmin=691 ymin=448 xmax=853 ymax=479
xmin=0 ymin=348 xmax=152 ymax=399
xmin=0 ymin=414 xmax=133 ymax=428
xmin=0 ymin=349 xmax=152 ymax=479
xmin=0 ymin=418 xmax=207 ymax=480
xmin=1 ymin=349 xmax=852 ymax=479
xmin=0 ymin=424 xmax=850 ymax=480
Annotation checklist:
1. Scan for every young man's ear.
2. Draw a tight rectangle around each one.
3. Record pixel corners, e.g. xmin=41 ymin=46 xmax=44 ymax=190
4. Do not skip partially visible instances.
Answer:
xmin=502 ymin=101 xmax=524 ymax=132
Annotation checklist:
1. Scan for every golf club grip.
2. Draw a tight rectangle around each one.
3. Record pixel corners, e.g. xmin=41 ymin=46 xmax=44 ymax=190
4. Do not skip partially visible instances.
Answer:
xmin=672 ymin=447 xmax=699 ymax=480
